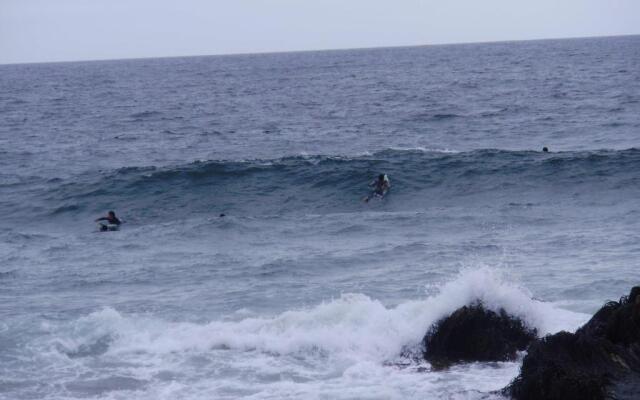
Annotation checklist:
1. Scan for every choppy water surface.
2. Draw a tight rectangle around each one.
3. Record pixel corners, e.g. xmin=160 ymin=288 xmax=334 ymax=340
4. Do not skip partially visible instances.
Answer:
xmin=1 ymin=35 xmax=640 ymax=399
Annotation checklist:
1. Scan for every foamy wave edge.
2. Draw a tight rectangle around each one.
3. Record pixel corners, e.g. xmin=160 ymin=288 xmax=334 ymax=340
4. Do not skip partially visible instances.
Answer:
xmin=53 ymin=267 xmax=589 ymax=363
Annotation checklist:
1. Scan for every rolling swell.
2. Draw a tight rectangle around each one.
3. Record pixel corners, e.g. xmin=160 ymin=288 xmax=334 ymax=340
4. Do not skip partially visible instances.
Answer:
xmin=9 ymin=148 xmax=640 ymax=223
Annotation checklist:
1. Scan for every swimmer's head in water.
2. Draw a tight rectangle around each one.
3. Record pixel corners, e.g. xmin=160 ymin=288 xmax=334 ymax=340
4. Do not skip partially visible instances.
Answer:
xmin=542 ymin=147 xmax=549 ymax=152
xmin=108 ymin=211 xmax=116 ymax=218
xmin=378 ymin=174 xmax=385 ymax=181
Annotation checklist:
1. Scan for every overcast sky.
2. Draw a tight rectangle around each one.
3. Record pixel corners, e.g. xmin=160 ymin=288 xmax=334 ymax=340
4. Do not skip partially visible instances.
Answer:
xmin=1 ymin=0 xmax=639 ymax=64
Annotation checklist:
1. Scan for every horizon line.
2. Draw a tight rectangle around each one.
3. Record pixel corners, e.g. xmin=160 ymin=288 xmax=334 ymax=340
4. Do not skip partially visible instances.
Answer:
xmin=1 ymin=32 xmax=639 ymax=67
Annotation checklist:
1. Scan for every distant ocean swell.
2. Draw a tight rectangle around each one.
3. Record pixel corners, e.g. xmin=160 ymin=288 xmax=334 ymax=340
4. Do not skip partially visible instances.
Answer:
xmin=5 ymin=148 xmax=640 ymax=222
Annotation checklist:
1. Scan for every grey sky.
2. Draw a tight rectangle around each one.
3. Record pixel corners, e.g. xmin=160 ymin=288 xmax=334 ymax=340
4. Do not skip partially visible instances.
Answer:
xmin=1 ymin=0 xmax=639 ymax=64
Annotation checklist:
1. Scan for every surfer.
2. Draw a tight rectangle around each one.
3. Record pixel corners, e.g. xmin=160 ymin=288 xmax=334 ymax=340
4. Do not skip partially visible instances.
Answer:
xmin=95 ymin=210 xmax=121 ymax=231
xmin=364 ymin=174 xmax=390 ymax=202
xmin=542 ymin=146 xmax=549 ymax=152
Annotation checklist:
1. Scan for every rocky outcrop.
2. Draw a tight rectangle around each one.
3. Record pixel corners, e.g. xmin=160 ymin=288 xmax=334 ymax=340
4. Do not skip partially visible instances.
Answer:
xmin=423 ymin=303 xmax=537 ymax=369
xmin=505 ymin=287 xmax=640 ymax=400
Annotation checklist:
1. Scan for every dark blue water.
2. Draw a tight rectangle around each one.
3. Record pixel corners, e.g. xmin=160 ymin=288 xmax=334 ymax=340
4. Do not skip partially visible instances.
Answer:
xmin=1 ymin=35 xmax=639 ymax=400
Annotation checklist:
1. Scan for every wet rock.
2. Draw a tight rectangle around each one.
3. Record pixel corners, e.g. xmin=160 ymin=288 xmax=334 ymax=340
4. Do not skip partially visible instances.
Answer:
xmin=423 ymin=303 xmax=537 ymax=369
xmin=506 ymin=286 xmax=640 ymax=400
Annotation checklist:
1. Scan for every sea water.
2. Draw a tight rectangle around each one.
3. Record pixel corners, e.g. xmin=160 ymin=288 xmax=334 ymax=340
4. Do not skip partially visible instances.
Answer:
xmin=1 ymin=35 xmax=640 ymax=399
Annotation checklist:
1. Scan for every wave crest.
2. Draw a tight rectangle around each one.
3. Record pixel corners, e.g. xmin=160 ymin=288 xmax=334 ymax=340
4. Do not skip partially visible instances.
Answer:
xmin=8 ymin=148 xmax=640 ymax=221
xmin=51 ymin=268 xmax=587 ymax=362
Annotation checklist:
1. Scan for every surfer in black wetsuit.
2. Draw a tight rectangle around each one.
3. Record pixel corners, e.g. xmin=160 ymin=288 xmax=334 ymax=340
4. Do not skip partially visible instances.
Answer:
xmin=95 ymin=211 xmax=121 ymax=231
xmin=364 ymin=174 xmax=390 ymax=202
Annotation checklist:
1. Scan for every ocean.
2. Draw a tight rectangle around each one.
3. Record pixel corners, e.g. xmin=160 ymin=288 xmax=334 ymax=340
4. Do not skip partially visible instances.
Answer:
xmin=1 ymin=35 xmax=639 ymax=399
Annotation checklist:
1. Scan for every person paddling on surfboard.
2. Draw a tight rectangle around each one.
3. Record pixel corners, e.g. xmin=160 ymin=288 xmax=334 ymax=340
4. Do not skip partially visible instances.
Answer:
xmin=364 ymin=174 xmax=390 ymax=202
xmin=95 ymin=210 xmax=121 ymax=231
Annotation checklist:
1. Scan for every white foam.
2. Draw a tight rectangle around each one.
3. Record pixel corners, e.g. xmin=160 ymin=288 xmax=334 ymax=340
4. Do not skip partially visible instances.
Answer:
xmin=386 ymin=146 xmax=461 ymax=154
xmin=60 ymin=267 xmax=588 ymax=362
xmin=40 ymin=267 xmax=592 ymax=400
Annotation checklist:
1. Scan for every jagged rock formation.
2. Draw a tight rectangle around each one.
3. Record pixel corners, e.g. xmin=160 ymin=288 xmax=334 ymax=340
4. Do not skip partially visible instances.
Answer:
xmin=423 ymin=303 xmax=537 ymax=369
xmin=506 ymin=287 xmax=640 ymax=400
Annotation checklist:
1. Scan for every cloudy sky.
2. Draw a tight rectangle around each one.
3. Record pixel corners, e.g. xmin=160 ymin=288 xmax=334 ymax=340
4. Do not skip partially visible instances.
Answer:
xmin=1 ymin=0 xmax=639 ymax=64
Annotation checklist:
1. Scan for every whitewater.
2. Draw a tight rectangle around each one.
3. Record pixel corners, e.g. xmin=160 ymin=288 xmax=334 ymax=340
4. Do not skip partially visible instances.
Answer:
xmin=1 ymin=35 xmax=640 ymax=399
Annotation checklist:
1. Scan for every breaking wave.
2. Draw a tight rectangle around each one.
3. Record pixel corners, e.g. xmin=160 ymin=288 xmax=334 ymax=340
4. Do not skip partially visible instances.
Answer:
xmin=5 ymin=147 xmax=640 ymax=223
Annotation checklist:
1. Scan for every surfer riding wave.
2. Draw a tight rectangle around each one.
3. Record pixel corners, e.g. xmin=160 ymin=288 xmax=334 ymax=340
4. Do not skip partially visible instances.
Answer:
xmin=364 ymin=174 xmax=390 ymax=203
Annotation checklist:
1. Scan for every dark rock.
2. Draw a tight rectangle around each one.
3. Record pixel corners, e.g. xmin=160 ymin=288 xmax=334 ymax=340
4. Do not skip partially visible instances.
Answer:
xmin=505 ymin=286 xmax=640 ymax=400
xmin=423 ymin=303 xmax=537 ymax=368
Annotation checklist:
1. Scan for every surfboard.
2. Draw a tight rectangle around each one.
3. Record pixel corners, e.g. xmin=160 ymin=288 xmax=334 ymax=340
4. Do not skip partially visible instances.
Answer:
xmin=98 ymin=223 xmax=120 ymax=232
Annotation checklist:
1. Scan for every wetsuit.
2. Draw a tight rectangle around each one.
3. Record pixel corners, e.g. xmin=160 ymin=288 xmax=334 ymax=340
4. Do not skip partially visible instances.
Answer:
xmin=365 ymin=177 xmax=390 ymax=202
xmin=97 ymin=216 xmax=121 ymax=225
xmin=370 ymin=179 xmax=390 ymax=196
xmin=372 ymin=181 xmax=387 ymax=196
